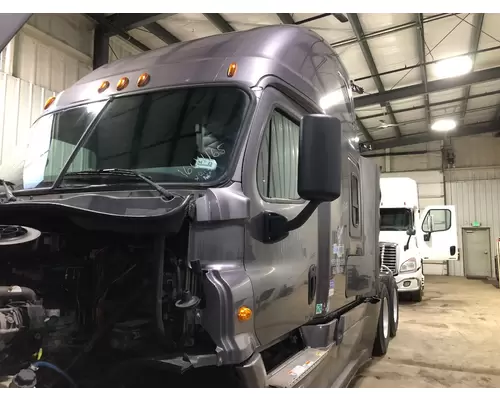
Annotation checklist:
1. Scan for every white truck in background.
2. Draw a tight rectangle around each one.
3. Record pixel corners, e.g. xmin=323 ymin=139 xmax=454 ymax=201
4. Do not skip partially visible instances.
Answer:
xmin=379 ymin=177 xmax=458 ymax=302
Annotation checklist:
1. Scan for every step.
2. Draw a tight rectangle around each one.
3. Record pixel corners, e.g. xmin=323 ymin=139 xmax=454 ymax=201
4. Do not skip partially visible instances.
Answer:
xmin=267 ymin=347 xmax=328 ymax=388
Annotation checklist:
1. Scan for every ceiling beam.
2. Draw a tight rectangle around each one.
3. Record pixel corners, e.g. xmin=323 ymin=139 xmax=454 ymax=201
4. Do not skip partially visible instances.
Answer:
xmin=203 ymin=14 xmax=234 ymax=33
xmin=277 ymin=14 xmax=295 ymax=25
xmin=331 ymin=13 xmax=456 ymax=48
xmin=348 ymin=13 xmax=402 ymax=138
xmin=356 ymin=117 xmax=374 ymax=142
xmin=415 ymin=14 xmax=431 ymax=129
xmin=332 ymin=14 xmax=348 ymax=23
xmin=144 ymin=22 xmax=180 ymax=45
xmin=354 ymin=65 xmax=500 ymax=109
xmin=460 ymin=13 xmax=484 ymax=122
xmin=86 ymin=13 xmax=150 ymax=52
xmin=106 ymin=14 xmax=176 ymax=31
xmin=354 ymin=43 xmax=500 ymax=83
xmin=365 ymin=120 xmax=500 ymax=150
xmin=295 ymin=14 xmax=331 ymax=25
xmin=359 ymin=88 xmax=500 ymax=120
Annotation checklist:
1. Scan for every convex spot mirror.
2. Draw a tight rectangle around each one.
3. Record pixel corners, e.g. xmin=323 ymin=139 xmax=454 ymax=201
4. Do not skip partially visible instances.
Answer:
xmin=298 ymin=114 xmax=342 ymax=203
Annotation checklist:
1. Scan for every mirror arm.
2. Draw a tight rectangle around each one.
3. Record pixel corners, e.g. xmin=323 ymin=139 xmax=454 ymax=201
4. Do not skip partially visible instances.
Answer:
xmin=286 ymin=200 xmax=322 ymax=232
xmin=251 ymin=200 xmax=323 ymax=244
xmin=404 ymin=234 xmax=412 ymax=251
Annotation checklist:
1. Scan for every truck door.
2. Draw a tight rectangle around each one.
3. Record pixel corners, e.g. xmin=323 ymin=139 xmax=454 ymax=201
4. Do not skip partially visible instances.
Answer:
xmin=242 ymin=86 xmax=319 ymax=345
xmin=0 ymin=14 xmax=31 ymax=53
xmin=417 ymin=205 xmax=458 ymax=262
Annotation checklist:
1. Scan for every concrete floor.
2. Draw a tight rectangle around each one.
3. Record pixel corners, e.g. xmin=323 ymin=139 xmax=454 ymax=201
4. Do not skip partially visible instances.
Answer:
xmin=353 ymin=275 xmax=500 ymax=388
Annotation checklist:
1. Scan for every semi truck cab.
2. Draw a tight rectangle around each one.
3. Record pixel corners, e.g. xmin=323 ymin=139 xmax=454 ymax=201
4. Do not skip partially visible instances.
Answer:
xmin=380 ymin=178 xmax=458 ymax=301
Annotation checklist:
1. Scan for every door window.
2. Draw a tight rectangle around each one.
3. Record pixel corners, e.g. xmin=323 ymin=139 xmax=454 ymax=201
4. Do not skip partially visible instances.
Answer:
xmin=422 ymin=209 xmax=451 ymax=232
xmin=256 ymin=109 xmax=300 ymax=200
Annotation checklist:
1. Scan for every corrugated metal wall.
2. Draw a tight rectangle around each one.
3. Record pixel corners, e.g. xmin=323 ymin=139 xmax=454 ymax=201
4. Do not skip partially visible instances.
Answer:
xmin=0 ymin=72 xmax=56 ymax=182
xmin=445 ymin=167 xmax=500 ymax=277
xmin=14 ymin=16 xmax=93 ymax=93
xmin=0 ymin=14 xmax=94 ymax=182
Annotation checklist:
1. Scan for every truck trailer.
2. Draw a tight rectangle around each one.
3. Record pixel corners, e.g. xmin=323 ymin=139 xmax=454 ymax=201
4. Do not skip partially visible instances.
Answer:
xmin=380 ymin=177 xmax=458 ymax=302
xmin=0 ymin=23 xmax=401 ymax=388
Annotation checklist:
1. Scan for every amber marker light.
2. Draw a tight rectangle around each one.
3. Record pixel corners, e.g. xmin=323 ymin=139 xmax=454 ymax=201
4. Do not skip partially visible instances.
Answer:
xmin=116 ymin=77 xmax=129 ymax=91
xmin=98 ymin=81 xmax=110 ymax=93
xmin=227 ymin=62 xmax=237 ymax=78
xmin=44 ymin=96 xmax=56 ymax=110
xmin=237 ymin=306 xmax=252 ymax=321
xmin=137 ymin=73 xmax=151 ymax=87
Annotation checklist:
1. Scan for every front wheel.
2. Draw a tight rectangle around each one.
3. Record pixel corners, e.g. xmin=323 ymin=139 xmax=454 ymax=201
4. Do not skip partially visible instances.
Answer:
xmin=388 ymin=281 xmax=399 ymax=337
xmin=372 ymin=283 xmax=390 ymax=357
xmin=411 ymin=286 xmax=423 ymax=302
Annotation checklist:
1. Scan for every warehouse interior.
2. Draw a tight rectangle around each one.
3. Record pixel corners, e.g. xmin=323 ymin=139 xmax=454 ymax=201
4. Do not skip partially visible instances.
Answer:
xmin=2 ymin=13 xmax=500 ymax=278
xmin=0 ymin=12 xmax=500 ymax=388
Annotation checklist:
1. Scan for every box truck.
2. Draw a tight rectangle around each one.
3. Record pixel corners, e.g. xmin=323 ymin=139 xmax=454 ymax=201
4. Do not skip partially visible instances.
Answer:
xmin=0 ymin=23 xmax=401 ymax=388
xmin=380 ymin=177 xmax=458 ymax=301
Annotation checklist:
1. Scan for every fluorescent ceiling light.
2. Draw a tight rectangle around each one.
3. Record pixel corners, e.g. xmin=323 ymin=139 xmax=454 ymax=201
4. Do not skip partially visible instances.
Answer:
xmin=431 ymin=119 xmax=457 ymax=132
xmin=434 ymin=55 xmax=473 ymax=79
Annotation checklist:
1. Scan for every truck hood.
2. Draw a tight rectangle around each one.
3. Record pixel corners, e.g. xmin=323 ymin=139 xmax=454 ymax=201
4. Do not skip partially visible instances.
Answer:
xmin=379 ymin=231 xmax=409 ymax=248
xmin=0 ymin=192 xmax=194 ymax=235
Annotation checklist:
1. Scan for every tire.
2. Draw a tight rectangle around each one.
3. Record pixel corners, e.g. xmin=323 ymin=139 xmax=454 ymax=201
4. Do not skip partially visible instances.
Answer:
xmin=372 ymin=283 xmax=390 ymax=357
xmin=411 ymin=287 xmax=423 ymax=302
xmin=388 ymin=279 xmax=399 ymax=338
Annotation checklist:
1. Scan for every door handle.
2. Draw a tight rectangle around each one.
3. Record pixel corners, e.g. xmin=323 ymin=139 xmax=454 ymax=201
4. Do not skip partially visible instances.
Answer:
xmin=308 ymin=265 xmax=317 ymax=305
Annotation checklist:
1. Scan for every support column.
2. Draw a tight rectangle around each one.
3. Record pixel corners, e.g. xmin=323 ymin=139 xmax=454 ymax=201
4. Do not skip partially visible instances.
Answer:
xmin=92 ymin=25 xmax=109 ymax=70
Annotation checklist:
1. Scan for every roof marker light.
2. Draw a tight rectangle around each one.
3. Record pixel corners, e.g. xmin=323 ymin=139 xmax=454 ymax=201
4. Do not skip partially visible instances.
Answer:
xmin=98 ymin=81 xmax=110 ymax=93
xmin=137 ymin=73 xmax=150 ymax=87
xmin=116 ymin=77 xmax=129 ymax=91
xmin=44 ymin=96 xmax=56 ymax=110
xmin=227 ymin=62 xmax=237 ymax=78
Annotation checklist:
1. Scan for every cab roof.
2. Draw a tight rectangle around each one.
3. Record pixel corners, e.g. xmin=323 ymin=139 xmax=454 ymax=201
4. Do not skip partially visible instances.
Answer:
xmin=46 ymin=25 xmax=351 ymax=116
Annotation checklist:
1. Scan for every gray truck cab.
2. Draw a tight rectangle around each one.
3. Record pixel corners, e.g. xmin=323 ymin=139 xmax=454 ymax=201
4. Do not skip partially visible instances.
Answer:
xmin=0 ymin=24 xmax=396 ymax=388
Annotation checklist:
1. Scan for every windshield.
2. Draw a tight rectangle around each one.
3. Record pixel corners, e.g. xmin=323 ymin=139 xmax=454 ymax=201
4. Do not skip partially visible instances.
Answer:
xmin=18 ymin=86 xmax=250 ymax=190
xmin=380 ymin=208 xmax=413 ymax=231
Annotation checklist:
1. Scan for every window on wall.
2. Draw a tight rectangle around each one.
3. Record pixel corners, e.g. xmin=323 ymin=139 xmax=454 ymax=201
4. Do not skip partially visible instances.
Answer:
xmin=351 ymin=174 xmax=360 ymax=227
xmin=256 ymin=110 xmax=300 ymax=200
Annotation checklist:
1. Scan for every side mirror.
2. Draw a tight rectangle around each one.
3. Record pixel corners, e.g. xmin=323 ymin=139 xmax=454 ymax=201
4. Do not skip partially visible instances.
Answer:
xmin=298 ymin=114 xmax=342 ymax=202
xmin=251 ymin=114 xmax=343 ymax=244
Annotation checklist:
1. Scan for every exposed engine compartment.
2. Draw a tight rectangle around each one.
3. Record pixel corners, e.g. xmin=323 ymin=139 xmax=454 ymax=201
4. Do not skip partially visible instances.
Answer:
xmin=0 ymin=220 xmax=212 ymax=388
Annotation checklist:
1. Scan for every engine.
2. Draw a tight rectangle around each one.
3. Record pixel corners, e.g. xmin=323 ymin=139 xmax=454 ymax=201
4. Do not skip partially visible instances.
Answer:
xmin=0 ymin=223 xmax=206 ymax=388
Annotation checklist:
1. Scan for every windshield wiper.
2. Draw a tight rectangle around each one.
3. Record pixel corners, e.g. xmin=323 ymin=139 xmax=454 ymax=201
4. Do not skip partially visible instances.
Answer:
xmin=63 ymin=168 xmax=176 ymax=200
xmin=0 ymin=179 xmax=17 ymax=203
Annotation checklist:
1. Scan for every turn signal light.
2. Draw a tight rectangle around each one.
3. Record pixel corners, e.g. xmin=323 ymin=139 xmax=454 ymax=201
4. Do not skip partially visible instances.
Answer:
xmin=44 ymin=96 xmax=56 ymax=110
xmin=137 ymin=72 xmax=150 ymax=87
xmin=237 ymin=306 xmax=252 ymax=321
xmin=116 ymin=77 xmax=129 ymax=91
xmin=98 ymin=80 xmax=110 ymax=93
xmin=227 ymin=62 xmax=237 ymax=78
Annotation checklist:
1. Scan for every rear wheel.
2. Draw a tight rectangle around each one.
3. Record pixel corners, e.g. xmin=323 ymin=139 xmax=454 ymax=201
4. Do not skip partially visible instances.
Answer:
xmin=372 ymin=283 xmax=390 ymax=357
